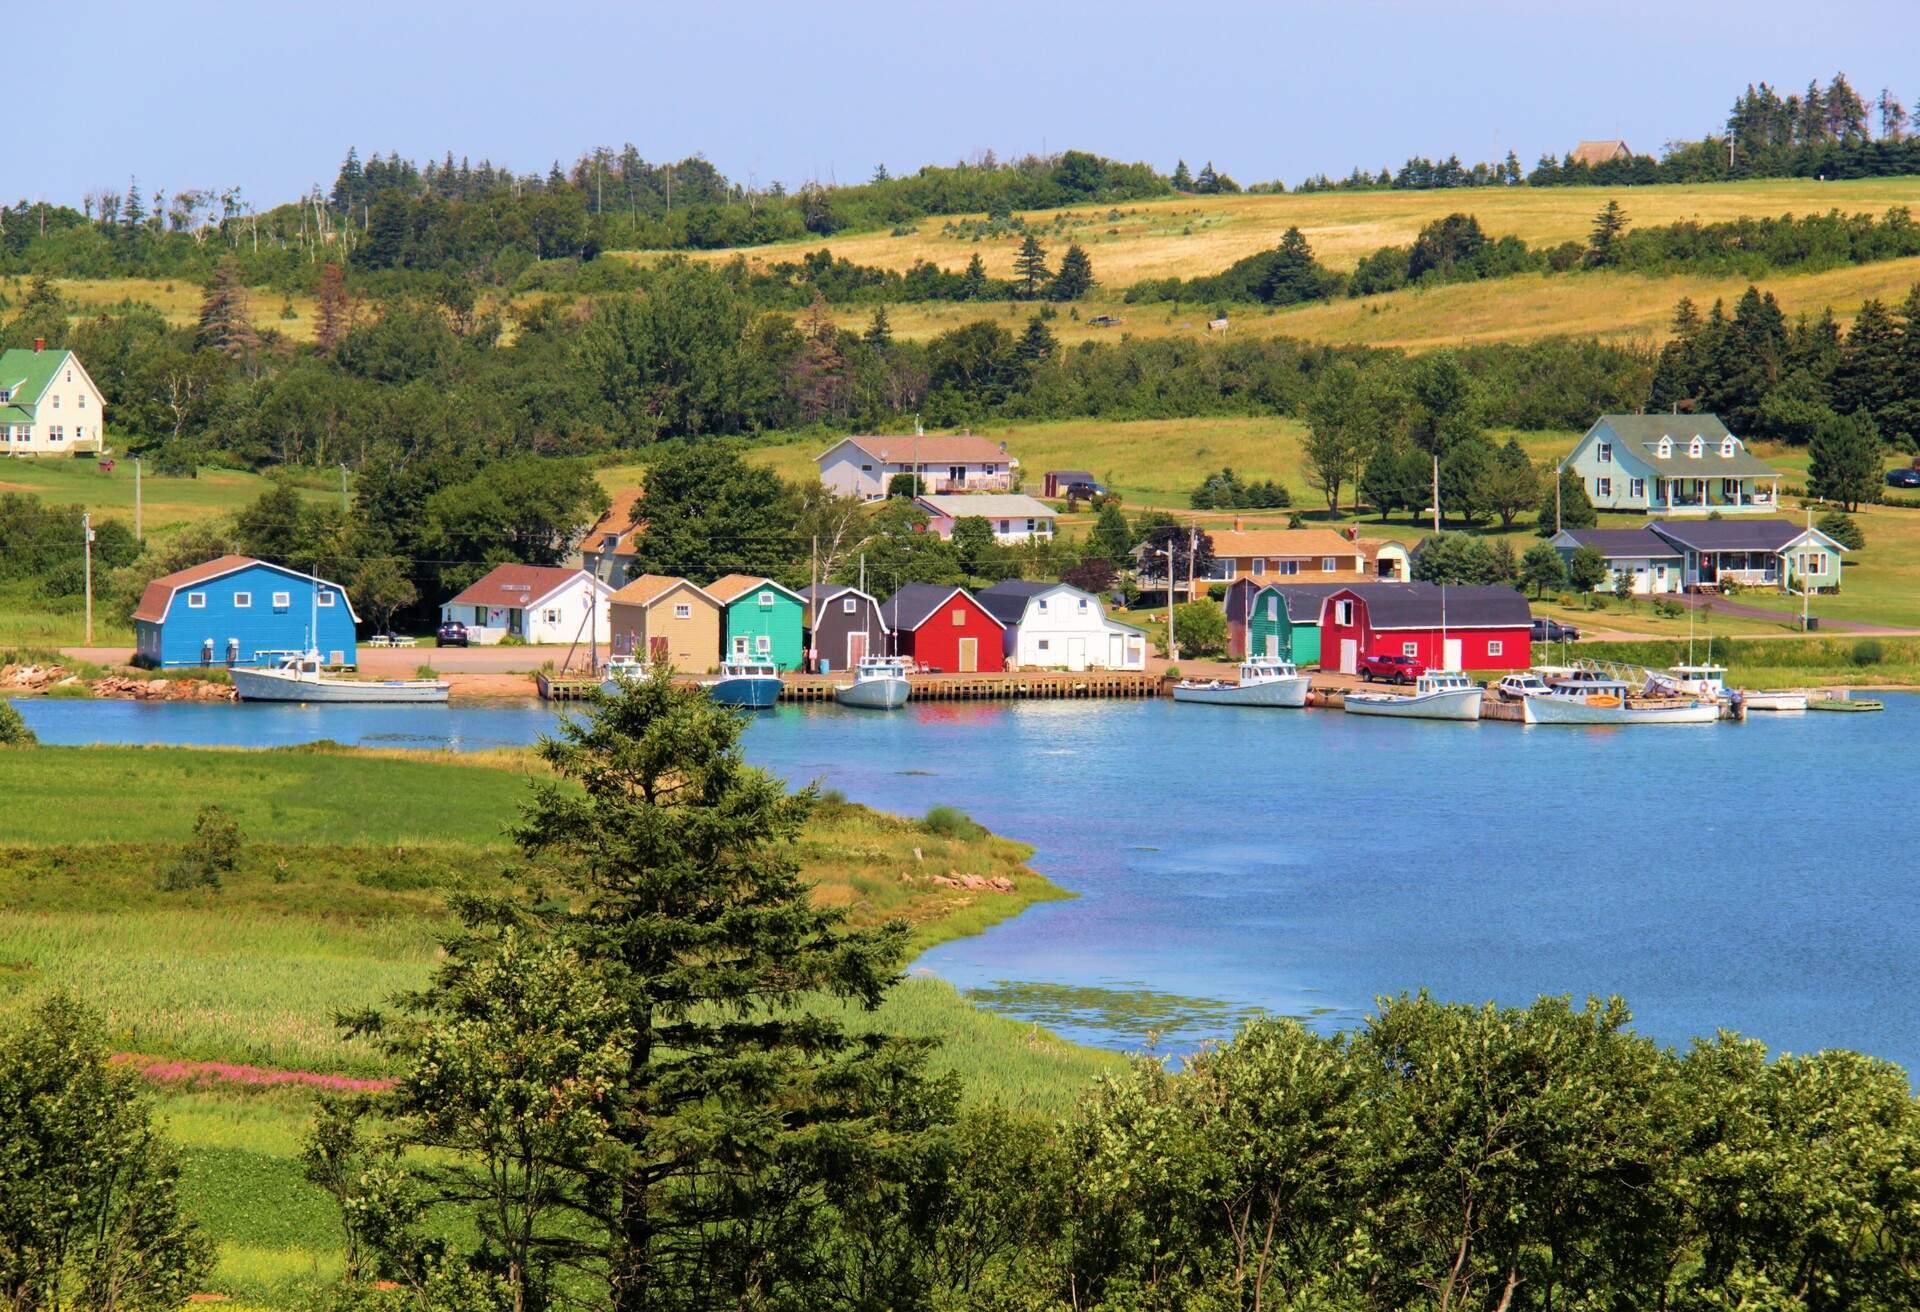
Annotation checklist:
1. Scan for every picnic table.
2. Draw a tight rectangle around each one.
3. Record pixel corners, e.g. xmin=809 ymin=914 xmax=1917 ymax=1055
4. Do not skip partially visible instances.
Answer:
xmin=366 ymin=634 xmax=418 ymax=648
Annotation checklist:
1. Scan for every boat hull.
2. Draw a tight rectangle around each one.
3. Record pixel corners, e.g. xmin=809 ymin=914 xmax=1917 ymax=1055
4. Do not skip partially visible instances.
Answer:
xmin=835 ymin=677 xmax=910 ymax=710
xmin=1172 ymin=676 xmax=1310 ymax=708
xmin=1743 ymin=691 xmax=1808 ymax=712
xmin=1343 ymin=687 xmax=1484 ymax=721
xmin=704 ymin=675 xmax=784 ymax=709
xmin=231 ymin=668 xmax=449 ymax=704
xmin=1523 ymin=696 xmax=1717 ymax=725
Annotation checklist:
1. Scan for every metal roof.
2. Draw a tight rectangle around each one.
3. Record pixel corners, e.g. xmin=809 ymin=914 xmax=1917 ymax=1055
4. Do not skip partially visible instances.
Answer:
xmin=1552 ymin=528 xmax=1683 ymax=558
xmin=914 ymin=493 xmax=1056 ymax=520
xmin=880 ymin=583 xmax=1004 ymax=632
xmin=1339 ymin=582 xmax=1532 ymax=630
xmin=1649 ymin=519 xmax=1846 ymax=554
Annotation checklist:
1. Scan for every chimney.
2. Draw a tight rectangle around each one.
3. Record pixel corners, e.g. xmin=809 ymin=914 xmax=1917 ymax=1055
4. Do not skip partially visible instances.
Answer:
xmin=1233 ymin=515 xmax=1243 ymax=531
xmin=32 ymin=337 xmax=44 ymax=353
xmin=1347 ymin=525 xmax=1359 ymax=542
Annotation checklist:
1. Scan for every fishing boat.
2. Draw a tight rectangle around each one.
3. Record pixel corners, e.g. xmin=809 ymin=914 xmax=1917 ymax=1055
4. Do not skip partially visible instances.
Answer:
xmin=1742 ymin=690 xmax=1810 ymax=712
xmin=1492 ymin=672 xmax=1554 ymax=702
xmin=599 ymin=655 xmax=647 ymax=694
xmin=1344 ymin=670 xmax=1484 ymax=721
xmin=1524 ymin=668 xmax=1717 ymax=725
xmin=231 ymin=650 xmax=449 ymax=704
xmin=702 ymin=658 xmax=784 ymax=709
xmin=1171 ymin=656 xmax=1311 ymax=708
xmin=1809 ymin=692 xmax=1885 ymax=712
xmin=834 ymin=657 xmax=912 ymax=710
xmin=1666 ymin=662 xmax=1729 ymax=699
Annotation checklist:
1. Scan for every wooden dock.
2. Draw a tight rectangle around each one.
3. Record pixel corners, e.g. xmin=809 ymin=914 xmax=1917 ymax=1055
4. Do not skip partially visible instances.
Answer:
xmin=536 ymin=673 xmax=599 ymax=701
xmin=782 ymin=670 xmax=1165 ymax=703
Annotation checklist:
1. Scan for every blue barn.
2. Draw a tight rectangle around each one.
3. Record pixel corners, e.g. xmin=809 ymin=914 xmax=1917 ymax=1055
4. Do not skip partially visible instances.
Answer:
xmin=133 ymin=555 xmax=360 ymax=668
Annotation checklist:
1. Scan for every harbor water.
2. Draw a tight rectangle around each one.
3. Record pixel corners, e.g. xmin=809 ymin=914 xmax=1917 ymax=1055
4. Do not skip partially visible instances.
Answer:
xmin=14 ymin=694 xmax=1919 ymax=1069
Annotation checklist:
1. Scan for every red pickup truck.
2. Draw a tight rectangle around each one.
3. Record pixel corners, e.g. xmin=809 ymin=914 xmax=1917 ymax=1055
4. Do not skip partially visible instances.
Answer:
xmin=1358 ymin=653 xmax=1425 ymax=685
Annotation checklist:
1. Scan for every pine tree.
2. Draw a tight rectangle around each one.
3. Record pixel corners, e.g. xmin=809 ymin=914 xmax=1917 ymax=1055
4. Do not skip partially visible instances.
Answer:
xmin=862 ymin=304 xmax=893 ymax=349
xmin=1585 ymin=199 xmax=1629 ymax=266
xmin=1049 ymin=243 xmax=1094 ymax=300
xmin=1877 ymin=88 xmax=1909 ymax=140
xmin=1195 ymin=161 xmax=1220 ymax=194
xmin=1808 ymin=408 xmax=1881 ymax=511
xmin=961 ymin=252 xmax=988 ymax=300
xmin=1012 ymin=314 xmax=1058 ymax=376
xmin=1536 ymin=466 xmax=1596 ymax=534
xmin=331 ymin=147 xmax=363 ymax=213
xmin=1171 ymin=159 xmax=1193 ymax=191
xmin=122 ymin=177 xmax=146 ymax=229
xmin=1011 ymin=234 xmax=1051 ymax=299
xmin=870 ymin=162 xmax=891 ymax=183
xmin=195 ymin=259 xmax=258 ymax=362
xmin=1832 ymin=298 xmax=1901 ymax=431
xmin=314 ymin=262 xmax=350 ymax=353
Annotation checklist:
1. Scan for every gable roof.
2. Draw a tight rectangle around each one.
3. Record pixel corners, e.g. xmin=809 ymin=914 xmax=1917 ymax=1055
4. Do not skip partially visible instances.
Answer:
xmin=582 ymin=487 xmax=644 ymax=553
xmin=705 ymin=574 xmax=803 ymax=606
xmin=1551 ymin=528 xmax=1683 ymax=559
xmin=610 ymin=573 xmax=716 ymax=609
xmin=1045 ymin=469 xmax=1097 ymax=482
xmin=1648 ymin=519 xmax=1847 ymax=554
xmin=1209 ymin=528 xmax=1367 ymax=560
xmin=824 ymin=434 xmax=1012 ymax=466
xmin=448 ymin=564 xmax=602 ymax=610
xmin=1250 ymin=581 xmax=1354 ymax=623
xmin=133 ymin=554 xmax=361 ymax=624
xmin=914 ymin=493 xmax=1055 ymax=521
xmin=1571 ymin=139 xmax=1631 ymax=166
xmin=1590 ymin=414 xmax=1781 ymax=478
xmin=974 ymin=579 xmax=1052 ymax=624
xmin=1334 ymin=582 xmax=1531 ymax=630
xmin=881 ymin=583 xmax=1004 ymax=632
xmin=0 ymin=347 xmax=72 ymax=411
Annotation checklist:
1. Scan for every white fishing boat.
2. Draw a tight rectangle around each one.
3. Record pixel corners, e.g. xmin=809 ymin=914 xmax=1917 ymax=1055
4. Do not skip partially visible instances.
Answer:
xmin=702 ymin=658 xmax=784 ymax=709
xmin=1525 ymin=668 xmax=1717 ymax=725
xmin=1666 ymin=662 xmax=1729 ymax=699
xmin=1171 ymin=657 xmax=1311 ymax=708
xmin=231 ymin=650 xmax=449 ymax=704
xmin=1742 ymin=689 xmax=1809 ymax=712
xmin=600 ymin=655 xmax=647 ymax=694
xmin=834 ymin=657 xmax=912 ymax=710
xmin=1344 ymin=670 xmax=1484 ymax=721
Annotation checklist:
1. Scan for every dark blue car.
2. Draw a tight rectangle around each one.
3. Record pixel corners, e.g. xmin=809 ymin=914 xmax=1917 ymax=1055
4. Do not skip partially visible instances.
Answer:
xmin=1887 ymin=467 xmax=1920 ymax=489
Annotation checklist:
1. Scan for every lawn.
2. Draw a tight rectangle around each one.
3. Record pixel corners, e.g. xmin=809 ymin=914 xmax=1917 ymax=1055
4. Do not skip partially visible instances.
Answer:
xmin=0 ymin=458 xmax=321 ymax=528
xmin=0 ymin=741 xmax=1115 ymax=1305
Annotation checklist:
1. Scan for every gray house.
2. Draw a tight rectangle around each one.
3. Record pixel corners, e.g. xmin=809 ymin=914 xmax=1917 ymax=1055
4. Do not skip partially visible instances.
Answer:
xmin=1553 ymin=520 xmax=1848 ymax=594
xmin=1561 ymin=415 xmax=1783 ymax=515
xmin=799 ymin=584 xmax=889 ymax=672
xmin=1549 ymin=528 xmax=1685 ymax=595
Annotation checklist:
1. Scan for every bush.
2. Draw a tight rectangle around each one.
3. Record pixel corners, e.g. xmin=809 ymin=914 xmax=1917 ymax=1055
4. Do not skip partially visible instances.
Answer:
xmin=0 ymin=699 xmax=34 ymax=747
xmin=1172 ymin=598 xmax=1228 ymax=656
xmin=1655 ymin=598 xmax=1684 ymax=619
xmin=922 ymin=805 xmax=986 ymax=841
xmin=1851 ymin=638 xmax=1885 ymax=666
xmin=1817 ymin=511 xmax=1866 ymax=551
xmin=163 ymin=804 xmax=242 ymax=891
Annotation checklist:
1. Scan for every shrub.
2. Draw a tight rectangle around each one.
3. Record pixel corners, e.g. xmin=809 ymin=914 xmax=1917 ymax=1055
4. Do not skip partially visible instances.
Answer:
xmin=922 ymin=805 xmax=986 ymax=841
xmin=163 ymin=804 xmax=242 ymax=891
xmin=1655 ymin=598 xmax=1684 ymax=619
xmin=1206 ymin=583 xmax=1227 ymax=602
xmin=1172 ymin=598 xmax=1229 ymax=656
xmin=1817 ymin=511 xmax=1866 ymax=551
xmin=0 ymin=699 xmax=34 ymax=747
xmin=1851 ymin=638 xmax=1885 ymax=666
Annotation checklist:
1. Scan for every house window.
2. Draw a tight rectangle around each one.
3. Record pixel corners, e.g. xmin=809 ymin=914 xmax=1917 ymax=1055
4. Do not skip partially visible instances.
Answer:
xmin=1630 ymin=478 xmax=1645 ymax=498
xmin=860 ymin=463 xmax=873 ymax=473
xmin=758 ymin=591 xmax=774 ymax=608
xmin=543 ymin=608 xmax=560 ymax=624
xmin=1037 ymin=598 xmax=1048 ymax=611
xmin=1720 ymin=438 xmax=1735 ymax=456
xmin=1689 ymin=438 xmax=1703 ymax=457
xmin=78 ymin=394 xmax=86 ymax=408
xmin=49 ymin=426 xmax=63 ymax=442
xmin=317 ymin=591 xmax=335 ymax=608
xmin=1657 ymin=438 xmax=1672 ymax=457
xmin=1488 ymin=640 xmax=1504 ymax=657
xmin=272 ymin=591 xmax=291 ymax=610
xmin=1277 ymin=560 xmax=1300 ymax=576
xmin=1252 ymin=559 xmax=1265 ymax=577
xmin=187 ymin=591 xmax=206 ymax=608
xmin=1026 ymin=518 xmax=1038 ymax=532
xmin=1721 ymin=479 xmax=1741 ymax=498
xmin=1596 ymin=477 xmax=1612 ymax=498
xmin=842 ymin=598 xmax=856 ymax=614
xmin=1334 ymin=600 xmax=1353 ymax=625
xmin=1402 ymin=641 xmax=1418 ymax=657
xmin=1597 ymin=442 xmax=1612 ymax=463
xmin=1037 ymin=638 xmax=1050 ymax=651
xmin=1322 ymin=557 xmax=1337 ymax=572
xmin=50 ymin=396 xmax=59 ymax=409
xmin=231 ymin=592 xmax=250 ymax=609
xmin=1266 ymin=596 xmax=1278 ymax=620
xmin=951 ymin=608 xmax=966 ymax=626
xmin=997 ymin=520 xmax=1010 ymax=533
xmin=1076 ymin=598 xmax=1087 ymax=612
xmin=755 ymin=634 xmax=771 ymax=653
xmin=674 ymin=603 xmax=691 ymax=619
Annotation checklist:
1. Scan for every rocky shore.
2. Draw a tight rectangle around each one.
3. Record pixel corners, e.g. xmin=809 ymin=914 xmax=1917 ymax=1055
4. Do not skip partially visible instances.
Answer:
xmin=1 ymin=662 xmax=236 ymax=702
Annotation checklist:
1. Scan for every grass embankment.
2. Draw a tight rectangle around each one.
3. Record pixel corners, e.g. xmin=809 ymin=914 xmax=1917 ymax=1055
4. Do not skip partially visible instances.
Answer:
xmin=0 ymin=742 xmax=1112 ymax=1305
xmin=1562 ymin=635 xmax=1920 ymax=688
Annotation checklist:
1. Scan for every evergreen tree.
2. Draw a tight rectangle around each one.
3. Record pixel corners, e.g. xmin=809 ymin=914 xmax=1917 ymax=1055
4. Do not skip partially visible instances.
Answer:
xmin=1089 ymin=500 xmax=1133 ymax=563
xmin=1520 ymin=540 xmax=1568 ymax=596
xmin=1537 ymin=466 xmax=1596 ymax=534
xmin=195 ymin=258 xmax=258 ymax=362
xmin=1586 ymin=199 xmax=1629 ymax=267
xmin=960 ymin=252 xmax=989 ymax=301
xmin=1171 ymin=159 xmax=1193 ymax=191
xmin=1831 ymin=297 xmax=1901 ymax=432
xmin=1484 ymin=437 xmax=1543 ymax=530
xmin=862 ymin=304 xmax=893 ymax=349
xmin=1011 ymin=234 xmax=1051 ymax=299
xmin=871 ymin=161 xmax=891 ymax=183
xmin=1012 ymin=314 xmax=1058 ymax=377
xmin=1049 ymin=243 xmax=1095 ymax=300
xmin=1195 ymin=162 xmax=1220 ymax=194
xmin=1260 ymin=227 xmax=1333 ymax=304
xmin=314 ymin=261 xmax=350 ymax=354
xmin=1808 ymin=408 xmax=1881 ymax=511
xmin=331 ymin=146 xmax=364 ymax=213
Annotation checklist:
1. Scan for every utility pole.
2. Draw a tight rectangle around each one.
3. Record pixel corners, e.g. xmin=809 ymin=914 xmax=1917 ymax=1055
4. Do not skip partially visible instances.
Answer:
xmin=82 ymin=512 xmax=94 ymax=646
xmin=1431 ymin=451 xmax=1442 ymax=533
xmin=1165 ymin=539 xmax=1178 ymax=661
xmin=1187 ymin=524 xmax=1199 ymax=609
xmin=809 ymin=534 xmax=819 ymax=671
xmin=133 ymin=457 xmax=143 ymax=543
xmin=1555 ymin=460 xmax=1563 ymax=535
xmin=339 ymin=462 xmax=349 ymax=513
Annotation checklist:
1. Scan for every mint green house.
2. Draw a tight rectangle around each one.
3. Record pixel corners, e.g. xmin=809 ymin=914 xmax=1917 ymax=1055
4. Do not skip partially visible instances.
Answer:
xmin=707 ymin=575 xmax=805 ymax=670
xmin=1247 ymin=584 xmax=1344 ymax=666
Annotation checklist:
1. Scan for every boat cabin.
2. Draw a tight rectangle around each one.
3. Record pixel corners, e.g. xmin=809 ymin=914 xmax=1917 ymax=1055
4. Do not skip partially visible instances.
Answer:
xmin=1417 ymin=671 xmax=1477 ymax=696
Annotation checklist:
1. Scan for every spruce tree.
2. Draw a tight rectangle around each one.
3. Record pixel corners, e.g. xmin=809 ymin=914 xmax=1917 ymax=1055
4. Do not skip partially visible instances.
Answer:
xmin=1537 ymin=466 xmax=1596 ymax=534
xmin=1808 ymin=408 xmax=1881 ymax=511
xmin=1050 ymin=243 xmax=1095 ymax=300
xmin=1012 ymin=314 xmax=1058 ymax=377
xmin=1011 ymin=234 xmax=1051 ymax=299
xmin=961 ymin=252 xmax=989 ymax=300
xmin=1172 ymin=159 xmax=1194 ymax=191
xmin=1585 ymin=199 xmax=1629 ymax=267
xmin=195 ymin=259 xmax=258 ymax=362
xmin=863 ymin=304 xmax=893 ymax=349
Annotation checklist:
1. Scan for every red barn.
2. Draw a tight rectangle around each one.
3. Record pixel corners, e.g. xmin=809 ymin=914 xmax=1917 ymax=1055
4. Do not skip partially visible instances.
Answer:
xmin=879 ymin=583 xmax=1006 ymax=672
xmin=1319 ymin=583 xmax=1531 ymax=674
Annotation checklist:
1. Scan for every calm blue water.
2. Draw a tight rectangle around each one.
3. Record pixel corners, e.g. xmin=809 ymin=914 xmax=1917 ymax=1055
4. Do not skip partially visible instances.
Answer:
xmin=14 ymin=694 xmax=1920 ymax=1068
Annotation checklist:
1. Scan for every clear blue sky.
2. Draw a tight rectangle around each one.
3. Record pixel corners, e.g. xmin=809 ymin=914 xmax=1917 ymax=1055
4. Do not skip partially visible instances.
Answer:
xmin=31 ymin=0 xmax=1917 ymax=206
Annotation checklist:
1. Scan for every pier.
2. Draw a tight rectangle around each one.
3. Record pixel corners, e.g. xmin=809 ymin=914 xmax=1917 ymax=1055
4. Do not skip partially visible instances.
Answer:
xmin=541 ymin=669 xmax=1167 ymax=703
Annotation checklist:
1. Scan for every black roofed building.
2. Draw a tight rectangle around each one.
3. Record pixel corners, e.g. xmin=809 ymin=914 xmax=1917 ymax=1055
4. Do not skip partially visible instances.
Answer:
xmin=1549 ymin=527 xmax=1685 ymax=595
xmin=1319 ymin=582 xmax=1533 ymax=674
xmin=1648 ymin=518 xmax=1849 ymax=594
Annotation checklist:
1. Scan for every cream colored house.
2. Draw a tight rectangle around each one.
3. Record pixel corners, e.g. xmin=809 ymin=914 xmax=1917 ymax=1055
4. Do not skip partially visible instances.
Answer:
xmin=609 ymin=575 xmax=723 ymax=672
xmin=0 ymin=341 xmax=106 ymax=457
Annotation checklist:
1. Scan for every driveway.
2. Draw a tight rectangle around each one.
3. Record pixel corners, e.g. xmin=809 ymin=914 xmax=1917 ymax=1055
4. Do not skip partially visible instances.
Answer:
xmin=1672 ymin=593 xmax=1917 ymax=635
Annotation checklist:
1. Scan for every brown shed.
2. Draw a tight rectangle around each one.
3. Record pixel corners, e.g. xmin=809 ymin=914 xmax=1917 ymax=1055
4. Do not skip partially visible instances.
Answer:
xmin=608 ymin=574 xmax=722 ymax=672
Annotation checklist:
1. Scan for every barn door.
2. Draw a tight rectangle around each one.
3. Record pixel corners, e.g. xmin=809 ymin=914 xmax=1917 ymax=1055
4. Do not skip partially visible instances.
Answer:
xmin=1108 ymin=634 xmax=1124 ymax=668
xmin=1264 ymin=633 xmax=1278 ymax=659
xmin=958 ymin=638 xmax=977 ymax=673
xmin=1340 ymin=639 xmax=1358 ymax=675
xmin=1066 ymin=637 xmax=1086 ymax=671
xmin=1443 ymin=638 xmax=1462 ymax=670
xmin=848 ymin=631 xmax=868 ymax=669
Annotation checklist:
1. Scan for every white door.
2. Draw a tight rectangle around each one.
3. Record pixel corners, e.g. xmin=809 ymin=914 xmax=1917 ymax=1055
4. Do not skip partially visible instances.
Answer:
xmin=1066 ymin=637 xmax=1087 ymax=671
xmin=1340 ymin=639 xmax=1358 ymax=675
xmin=1443 ymin=638 xmax=1462 ymax=670
xmin=1108 ymin=634 xmax=1124 ymax=668
xmin=1264 ymin=634 xmax=1279 ymax=659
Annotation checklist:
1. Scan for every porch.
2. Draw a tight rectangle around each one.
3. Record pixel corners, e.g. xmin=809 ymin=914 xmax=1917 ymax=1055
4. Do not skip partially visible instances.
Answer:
xmin=1687 ymin=549 xmax=1781 ymax=592
xmin=1654 ymin=475 xmax=1780 ymax=515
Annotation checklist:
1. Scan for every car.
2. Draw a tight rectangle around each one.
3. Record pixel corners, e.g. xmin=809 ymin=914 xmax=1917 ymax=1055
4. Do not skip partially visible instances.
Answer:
xmin=435 ymin=621 xmax=470 ymax=648
xmin=1531 ymin=617 xmax=1580 ymax=643
xmin=1358 ymin=653 xmax=1424 ymax=684
xmin=1063 ymin=479 xmax=1106 ymax=500
xmin=1887 ymin=467 xmax=1920 ymax=489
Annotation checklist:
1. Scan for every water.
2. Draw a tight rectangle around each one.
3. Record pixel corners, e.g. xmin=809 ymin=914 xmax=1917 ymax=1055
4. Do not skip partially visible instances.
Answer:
xmin=14 ymin=694 xmax=1919 ymax=1069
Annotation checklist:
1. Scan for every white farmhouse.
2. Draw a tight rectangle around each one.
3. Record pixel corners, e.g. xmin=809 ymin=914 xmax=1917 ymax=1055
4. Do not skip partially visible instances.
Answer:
xmin=440 ymin=564 xmax=613 ymax=645
xmin=975 ymin=580 xmax=1147 ymax=671
xmin=816 ymin=432 xmax=1015 ymax=501
xmin=0 ymin=340 xmax=106 ymax=457
xmin=915 ymin=493 xmax=1056 ymax=544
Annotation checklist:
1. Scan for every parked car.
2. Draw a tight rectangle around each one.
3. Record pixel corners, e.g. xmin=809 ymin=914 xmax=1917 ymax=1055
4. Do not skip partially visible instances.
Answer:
xmin=435 ymin=621 xmax=470 ymax=648
xmin=1063 ymin=479 xmax=1107 ymax=500
xmin=1531 ymin=617 xmax=1581 ymax=643
xmin=1358 ymin=653 xmax=1424 ymax=684
xmin=1887 ymin=467 xmax=1920 ymax=489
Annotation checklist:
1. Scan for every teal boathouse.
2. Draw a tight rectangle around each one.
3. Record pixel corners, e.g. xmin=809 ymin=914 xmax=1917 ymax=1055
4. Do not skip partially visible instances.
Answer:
xmin=706 ymin=575 xmax=805 ymax=670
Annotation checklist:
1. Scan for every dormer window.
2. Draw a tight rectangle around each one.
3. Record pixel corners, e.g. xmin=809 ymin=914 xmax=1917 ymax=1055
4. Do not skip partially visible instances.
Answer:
xmin=1688 ymin=437 xmax=1703 ymax=458
xmin=0 ymin=390 xmax=10 ymax=403
xmin=1597 ymin=442 xmax=1612 ymax=463
xmin=1656 ymin=437 xmax=1672 ymax=458
xmin=1719 ymin=438 xmax=1735 ymax=457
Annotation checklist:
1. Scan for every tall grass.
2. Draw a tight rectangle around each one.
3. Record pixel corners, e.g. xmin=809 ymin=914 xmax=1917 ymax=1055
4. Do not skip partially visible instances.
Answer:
xmin=1568 ymin=636 xmax=1920 ymax=687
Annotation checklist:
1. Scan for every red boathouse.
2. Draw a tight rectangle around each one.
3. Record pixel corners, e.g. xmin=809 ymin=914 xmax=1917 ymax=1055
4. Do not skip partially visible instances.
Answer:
xmin=878 ymin=583 xmax=1007 ymax=672
xmin=1318 ymin=583 xmax=1531 ymax=674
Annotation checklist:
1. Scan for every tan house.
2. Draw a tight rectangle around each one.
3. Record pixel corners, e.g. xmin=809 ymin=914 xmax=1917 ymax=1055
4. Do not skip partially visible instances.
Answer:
xmin=1 ymin=340 xmax=106 ymax=457
xmin=1570 ymin=139 xmax=1632 ymax=167
xmin=579 ymin=487 xmax=644 ymax=585
xmin=608 ymin=574 xmax=722 ymax=671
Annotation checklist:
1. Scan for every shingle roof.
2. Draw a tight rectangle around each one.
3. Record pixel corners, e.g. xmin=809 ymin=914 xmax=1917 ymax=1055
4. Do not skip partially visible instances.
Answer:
xmin=1554 ymin=528 xmax=1683 ymax=559
xmin=582 ymin=487 xmax=644 ymax=552
xmin=0 ymin=347 xmax=69 ymax=412
xmin=881 ymin=583 xmax=1002 ymax=632
xmin=1649 ymin=519 xmax=1845 ymax=554
xmin=1571 ymin=139 xmax=1632 ymax=166
xmin=974 ymin=579 xmax=1053 ymax=624
xmin=448 ymin=564 xmax=597 ymax=609
xmin=1209 ymin=528 xmax=1367 ymax=560
xmin=1344 ymin=582 xmax=1532 ymax=630
xmin=705 ymin=574 xmax=801 ymax=605
xmin=915 ymin=493 xmax=1055 ymax=520
xmin=1045 ymin=469 xmax=1097 ymax=482
xmin=610 ymin=573 xmax=713 ymax=608
xmin=132 ymin=554 xmax=363 ymax=623
xmin=1594 ymin=414 xmax=1781 ymax=478
xmin=1252 ymin=581 xmax=1353 ymax=623
xmin=829 ymin=434 xmax=1012 ymax=465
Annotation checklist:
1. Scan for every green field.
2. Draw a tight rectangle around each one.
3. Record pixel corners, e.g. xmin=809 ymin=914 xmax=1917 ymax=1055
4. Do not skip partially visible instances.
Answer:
xmin=0 ymin=741 xmax=1116 ymax=1306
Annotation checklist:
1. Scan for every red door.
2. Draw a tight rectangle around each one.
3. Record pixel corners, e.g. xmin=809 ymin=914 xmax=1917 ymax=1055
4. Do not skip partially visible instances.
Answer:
xmin=649 ymin=636 xmax=669 ymax=663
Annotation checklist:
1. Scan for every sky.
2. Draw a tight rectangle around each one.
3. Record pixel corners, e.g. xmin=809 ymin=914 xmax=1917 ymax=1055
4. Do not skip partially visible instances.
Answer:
xmin=30 ymin=0 xmax=1920 ymax=207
